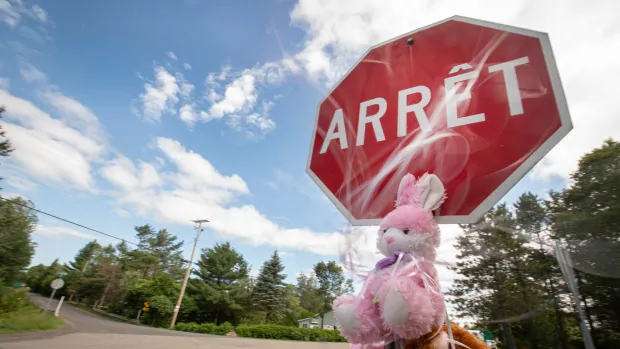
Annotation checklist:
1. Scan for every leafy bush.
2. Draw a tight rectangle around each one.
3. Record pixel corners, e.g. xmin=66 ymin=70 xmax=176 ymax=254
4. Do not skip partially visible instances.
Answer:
xmin=0 ymin=287 xmax=64 ymax=334
xmin=0 ymin=287 xmax=30 ymax=314
xmin=214 ymin=322 xmax=234 ymax=335
xmin=235 ymin=324 xmax=346 ymax=342
xmin=174 ymin=321 xmax=234 ymax=335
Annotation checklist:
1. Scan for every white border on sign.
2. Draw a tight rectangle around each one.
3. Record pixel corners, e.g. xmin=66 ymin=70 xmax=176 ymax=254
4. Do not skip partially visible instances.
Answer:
xmin=305 ymin=15 xmax=573 ymax=226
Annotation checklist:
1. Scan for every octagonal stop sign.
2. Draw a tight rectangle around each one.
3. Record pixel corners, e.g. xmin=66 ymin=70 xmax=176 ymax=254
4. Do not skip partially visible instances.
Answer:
xmin=307 ymin=16 xmax=572 ymax=225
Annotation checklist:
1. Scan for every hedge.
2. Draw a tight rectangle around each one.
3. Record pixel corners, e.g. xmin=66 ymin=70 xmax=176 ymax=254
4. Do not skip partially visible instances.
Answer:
xmin=174 ymin=322 xmax=346 ymax=342
xmin=236 ymin=324 xmax=346 ymax=342
xmin=174 ymin=321 xmax=234 ymax=335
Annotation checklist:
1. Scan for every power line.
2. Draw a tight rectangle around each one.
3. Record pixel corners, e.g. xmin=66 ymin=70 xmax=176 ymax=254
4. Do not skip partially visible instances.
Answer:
xmin=0 ymin=196 xmax=139 ymax=247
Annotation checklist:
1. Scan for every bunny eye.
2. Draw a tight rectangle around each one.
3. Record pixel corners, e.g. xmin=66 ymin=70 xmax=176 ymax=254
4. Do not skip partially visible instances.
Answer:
xmin=383 ymin=229 xmax=388 ymax=233
xmin=403 ymin=228 xmax=410 ymax=235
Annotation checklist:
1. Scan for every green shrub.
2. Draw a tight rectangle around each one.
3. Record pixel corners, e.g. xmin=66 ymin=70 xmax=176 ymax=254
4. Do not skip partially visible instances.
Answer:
xmin=174 ymin=321 xmax=234 ymax=335
xmin=235 ymin=324 xmax=346 ymax=342
xmin=214 ymin=322 xmax=234 ymax=335
xmin=0 ymin=289 xmax=64 ymax=334
xmin=174 ymin=322 xmax=345 ymax=342
xmin=0 ymin=287 xmax=29 ymax=314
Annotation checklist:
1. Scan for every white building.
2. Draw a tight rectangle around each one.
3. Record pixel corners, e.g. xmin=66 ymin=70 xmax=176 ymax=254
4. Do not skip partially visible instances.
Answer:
xmin=297 ymin=310 xmax=337 ymax=330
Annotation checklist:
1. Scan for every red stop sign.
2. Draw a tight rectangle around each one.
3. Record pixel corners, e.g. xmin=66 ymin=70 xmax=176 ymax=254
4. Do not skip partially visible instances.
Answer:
xmin=307 ymin=16 xmax=572 ymax=225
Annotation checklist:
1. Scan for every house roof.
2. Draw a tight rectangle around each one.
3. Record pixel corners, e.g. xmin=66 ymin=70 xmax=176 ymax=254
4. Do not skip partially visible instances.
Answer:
xmin=297 ymin=318 xmax=318 ymax=323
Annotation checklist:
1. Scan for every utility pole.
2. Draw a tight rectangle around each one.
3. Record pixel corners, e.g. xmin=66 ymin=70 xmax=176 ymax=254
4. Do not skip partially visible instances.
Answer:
xmin=169 ymin=219 xmax=208 ymax=329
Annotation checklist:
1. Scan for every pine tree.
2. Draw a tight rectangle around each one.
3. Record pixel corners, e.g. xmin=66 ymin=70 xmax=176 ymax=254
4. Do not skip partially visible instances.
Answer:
xmin=547 ymin=139 xmax=620 ymax=339
xmin=65 ymin=240 xmax=102 ymax=301
xmin=189 ymin=242 xmax=250 ymax=325
xmin=125 ymin=225 xmax=184 ymax=279
xmin=451 ymin=205 xmax=524 ymax=349
xmin=253 ymin=250 xmax=286 ymax=323
xmin=515 ymin=193 xmax=569 ymax=349
xmin=0 ymin=106 xmax=13 ymax=187
xmin=0 ymin=106 xmax=12 ymax=157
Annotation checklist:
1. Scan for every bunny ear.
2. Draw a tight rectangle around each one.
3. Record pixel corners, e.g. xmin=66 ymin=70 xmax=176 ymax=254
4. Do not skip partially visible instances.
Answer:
xmin=395 ymin=173 xmax=417 ymax=207
xmin=417 ymin=173 xmax=446 ymax=211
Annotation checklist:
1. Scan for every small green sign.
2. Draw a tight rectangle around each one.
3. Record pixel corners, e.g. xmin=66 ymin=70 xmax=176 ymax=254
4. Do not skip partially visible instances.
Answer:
xmin=483 ymin=330 xmax=494 ymax=341
xmin=13 ymin=282 xmax=22 ymax=288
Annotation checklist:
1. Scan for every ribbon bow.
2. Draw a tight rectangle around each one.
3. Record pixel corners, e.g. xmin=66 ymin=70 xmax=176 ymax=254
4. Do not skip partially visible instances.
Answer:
xmin=375 ymin=251 xmax=419 ymax=270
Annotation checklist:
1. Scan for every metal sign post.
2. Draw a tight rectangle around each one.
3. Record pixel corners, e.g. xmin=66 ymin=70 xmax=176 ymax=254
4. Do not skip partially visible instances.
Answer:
xmin=44 ymin=278 xmax=64 ymax=316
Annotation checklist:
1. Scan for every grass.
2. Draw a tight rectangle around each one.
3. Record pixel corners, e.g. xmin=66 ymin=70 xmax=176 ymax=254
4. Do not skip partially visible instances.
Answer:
xmin=0 ymin=304 xmax=64 ymax=334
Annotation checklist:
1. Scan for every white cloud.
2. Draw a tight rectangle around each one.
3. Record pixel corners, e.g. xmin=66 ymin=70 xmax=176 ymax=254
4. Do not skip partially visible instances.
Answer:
xmin=134 ymin=61 xmax=288 ymax=136
xmin=19 ymin=62 xmax=46 ymax=83
xmin=35 ymin=224 xmax=98 ymax=240
xmin=0 ymin=89 xmax=105 ymax=191
xmin=0 ymin=77 xmax=9 ymax=90
xmin=206 ymin=73 xmax=258 ymax=120
xmin=26 ymin=4 xmax=46 ymax=23
xmin=179 ymin=104 xmax=197 ymax=125
xmin=138 ymin=66 xmax=181 ymax=122
xmin=0 ymin=0 xmax=48 ymax=28
xmin=40 ymin=90 xmax=105 ymax=142
xmin=18 ymin=25 xmax=51 ymax=44
xmin=183 ymin=63 xmax=192 ymax=70
xmin=198 ymin=61 xmax=295 ymax=136
xmin=0 ymin=0 xmax=20 ymax=27
xmin=100 ymin=156 xmax=162 ymax=191
xmin=167 ymin=51 xmax=178 ymax=61
xmin=4 ymin=174 xmax=38 ymax=192
xmin=115 ymin=208 xmax=131 ymax=218
xmin=288 ymin=0 xmax=620 ymax=181
xmin=102 ymin=137 xmax=349 ymax=255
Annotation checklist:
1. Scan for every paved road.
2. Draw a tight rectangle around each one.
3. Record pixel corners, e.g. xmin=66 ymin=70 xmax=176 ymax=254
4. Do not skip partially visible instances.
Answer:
xmin=24 ymin=294 xmax=206 ymax=336
xmin=0 ymin=294 xmax=347 ymax=349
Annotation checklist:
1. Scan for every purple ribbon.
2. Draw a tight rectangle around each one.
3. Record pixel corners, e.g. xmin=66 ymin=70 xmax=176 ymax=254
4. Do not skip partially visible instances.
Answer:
xmin=375 ymin=251 xmax=418 ymax=269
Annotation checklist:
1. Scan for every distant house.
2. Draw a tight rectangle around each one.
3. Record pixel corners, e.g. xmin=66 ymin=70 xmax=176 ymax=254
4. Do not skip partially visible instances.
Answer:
xmin=298 ymin=310 xmax=338 ymax=330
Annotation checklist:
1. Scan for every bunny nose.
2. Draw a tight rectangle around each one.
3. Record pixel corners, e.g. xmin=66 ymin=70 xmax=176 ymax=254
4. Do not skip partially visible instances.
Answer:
xmin=385 ymin=236 xmax=395 ymax=245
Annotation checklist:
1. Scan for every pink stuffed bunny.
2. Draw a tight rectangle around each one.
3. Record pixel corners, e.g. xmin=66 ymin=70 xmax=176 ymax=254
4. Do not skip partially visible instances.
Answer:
xmin=333 ymin=173 xmax=447 ymax=346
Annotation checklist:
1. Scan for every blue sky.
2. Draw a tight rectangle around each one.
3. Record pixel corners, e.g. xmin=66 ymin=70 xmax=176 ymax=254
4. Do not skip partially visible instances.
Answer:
xmin=1 ymin=0 xmax=618 ymax=286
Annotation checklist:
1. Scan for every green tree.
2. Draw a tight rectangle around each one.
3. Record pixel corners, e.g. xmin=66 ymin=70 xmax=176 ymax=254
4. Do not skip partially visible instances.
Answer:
xmin=0 ymin=197 xmax=37 ymax=284
xmin=189 ymin=242 xmax=250 ymax=325
xmin=127 ymin=225 xmax=184 ymax=279
xmin=25 ymin=259 xmax=63 ymax=295
xmin=125 ymin=272 xmax=195 ymax=326
xmin=451 ymin=205 xmax=528 ymax=349
xmin=0 ymin=106 xmax=13 ymax=175
xmin=253 ymin=250 xmax=286 ymax=324
xmin=273 ymin=284 xmax=315 ymax=326
xmin=313 ymin=260 xmax=354 ymax=326
xmin=296 ymin=273 xmax=322 ymax=314
xmin=515 ymin=192 xmax=569 ymax=349
xmin=547 ymin=139 xmax=620 ymax=345
xmin=64 ymin=240 xmax=101 ymax=301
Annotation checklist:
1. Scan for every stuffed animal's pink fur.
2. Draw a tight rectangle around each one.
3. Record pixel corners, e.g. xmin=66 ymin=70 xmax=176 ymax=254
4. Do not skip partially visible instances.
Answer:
xmin=333 ymin=173 xmax=447 ymax=346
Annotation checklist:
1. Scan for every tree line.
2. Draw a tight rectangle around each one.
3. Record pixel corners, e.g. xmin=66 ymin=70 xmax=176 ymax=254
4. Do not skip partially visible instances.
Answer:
xmin=450 ymin=139 xmax=620 ymax=349
xmin=21 ymin=227 xmax=354 ymax=327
